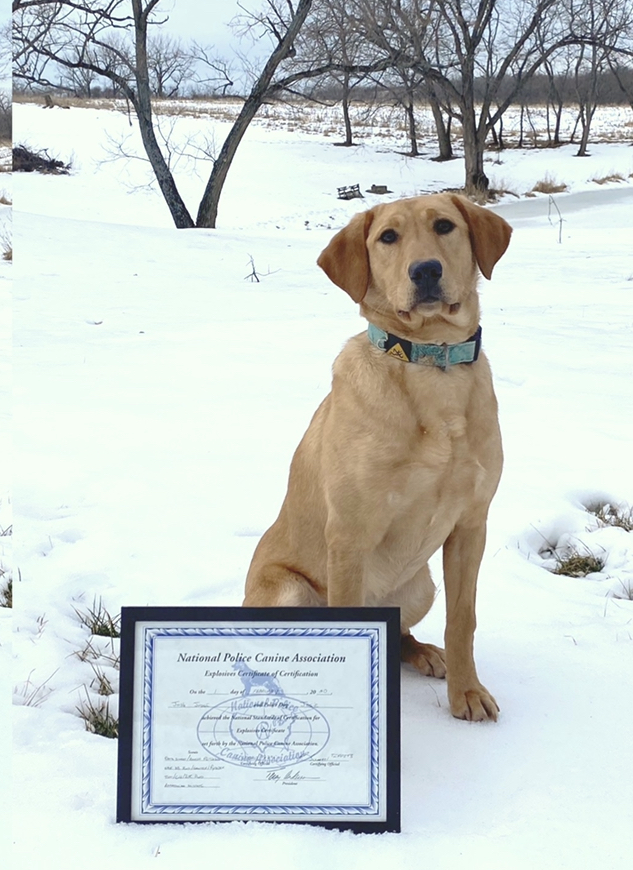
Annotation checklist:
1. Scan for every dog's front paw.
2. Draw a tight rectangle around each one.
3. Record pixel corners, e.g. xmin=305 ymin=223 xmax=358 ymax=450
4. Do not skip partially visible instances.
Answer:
xmin=449 ymin=685 xmax=499 ymax=722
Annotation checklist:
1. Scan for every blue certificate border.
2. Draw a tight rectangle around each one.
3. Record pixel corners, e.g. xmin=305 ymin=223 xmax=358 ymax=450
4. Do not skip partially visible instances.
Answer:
xmin=117 ymin=607 xmax=401 ymax=833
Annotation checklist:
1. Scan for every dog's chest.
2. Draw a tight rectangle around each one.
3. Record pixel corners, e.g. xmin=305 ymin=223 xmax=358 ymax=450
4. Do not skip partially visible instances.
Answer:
xmin=367 ymin=395 xmax=491 ymax=595
xmin=379 ymin=368 xmax=493 ymax=517
xmin=398 ymin=368 xmax=475 ymax=459
xmin=330 ymin=340 xmax=500 ymax=532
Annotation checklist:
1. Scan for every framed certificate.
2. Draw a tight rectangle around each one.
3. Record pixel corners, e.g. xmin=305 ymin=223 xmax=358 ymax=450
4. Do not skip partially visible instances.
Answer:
xmin=117 ymin=607 xmax=400 ymax=833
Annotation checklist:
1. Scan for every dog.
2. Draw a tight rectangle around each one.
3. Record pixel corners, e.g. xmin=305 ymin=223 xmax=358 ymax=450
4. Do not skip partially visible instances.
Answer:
xmin=243 ymin=193 xmax=512 ymax=722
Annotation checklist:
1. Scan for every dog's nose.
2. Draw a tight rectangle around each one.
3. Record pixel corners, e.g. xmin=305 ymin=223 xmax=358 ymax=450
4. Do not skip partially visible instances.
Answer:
xmin=409 ymin=259 xmax=443 ymax=299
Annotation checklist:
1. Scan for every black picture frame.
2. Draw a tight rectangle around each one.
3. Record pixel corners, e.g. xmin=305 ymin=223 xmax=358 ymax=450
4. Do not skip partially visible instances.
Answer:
xmin=116 ymin=606 xmax=400 ymax=833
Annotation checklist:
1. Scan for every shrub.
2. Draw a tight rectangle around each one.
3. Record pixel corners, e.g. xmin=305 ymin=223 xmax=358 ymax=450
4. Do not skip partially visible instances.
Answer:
xmin=531 ymin=174 xmax=568 ymax=194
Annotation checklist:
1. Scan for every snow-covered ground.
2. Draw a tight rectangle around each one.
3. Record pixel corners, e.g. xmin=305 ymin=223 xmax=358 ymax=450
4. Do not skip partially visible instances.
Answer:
xmin=0 ymin=136 xmax=12 ymax=865
xmin=9 ymin=100 xmax=633 ymax=868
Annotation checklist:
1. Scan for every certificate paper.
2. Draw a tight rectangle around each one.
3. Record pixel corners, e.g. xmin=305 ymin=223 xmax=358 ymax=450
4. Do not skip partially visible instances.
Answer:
xmin=117 ymin=607 xmax=400 ymax=832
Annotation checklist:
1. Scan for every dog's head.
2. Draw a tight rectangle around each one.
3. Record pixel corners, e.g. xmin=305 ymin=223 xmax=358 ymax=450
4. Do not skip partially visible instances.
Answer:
xmin=317 ymin=194 xmax=512 ymax=340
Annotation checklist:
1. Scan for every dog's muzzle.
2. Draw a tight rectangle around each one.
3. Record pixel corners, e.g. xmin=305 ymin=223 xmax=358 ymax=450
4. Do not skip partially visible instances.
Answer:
xmin=409 ymin=259 xmax=443 ymax=304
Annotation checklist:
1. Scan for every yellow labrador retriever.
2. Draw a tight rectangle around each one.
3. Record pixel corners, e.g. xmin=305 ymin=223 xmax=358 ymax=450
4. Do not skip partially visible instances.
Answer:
xmin=244 ymin=194 xmax=512 ymax=722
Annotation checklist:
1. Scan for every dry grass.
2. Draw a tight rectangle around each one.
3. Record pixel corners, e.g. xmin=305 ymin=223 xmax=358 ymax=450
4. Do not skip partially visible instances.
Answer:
xmin=531 ymin=174 xmax=568 ymax=194
xmin=89 ymin=663 xmax=115 ymax=697
xmin=487 ymin=178 xmax=521 ymax=200
xmin=75 ymin=598 xmax=121 ymax=637
xmin=610 ymin=579 xmax=633 ymax=601
xmin=440 ymin=185 xmax=502 ymax=205
xmin=1 ymin=222 xmax=12 ymax=261
xmin=76 ymin=692 xmax=119 ymax=738
xmin=0 ymin=575 xmax=11 ymax=608
xmin=551 ymin=546 xmax=605 ymax=577
xmin=15 ymin=670 xmax=57 ymax=707
xmin=587 ymin=502 xmax=633 ymax=532
xmin=590 ymin=172 xmax=626 ymax=185
xmin=13 ymin=92 xmax=246 ymax=119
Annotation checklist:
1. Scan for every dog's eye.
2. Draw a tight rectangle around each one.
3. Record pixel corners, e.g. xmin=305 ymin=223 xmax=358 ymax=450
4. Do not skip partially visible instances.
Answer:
xmin=434 ymin=219 xmax=455 ymax=235
xmin=379 ymin=229 xmax=399 ymax=244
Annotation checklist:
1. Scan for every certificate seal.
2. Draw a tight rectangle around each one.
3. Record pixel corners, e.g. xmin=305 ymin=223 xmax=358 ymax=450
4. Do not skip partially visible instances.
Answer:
xmin=197 ymin=678 xmax=330 ymax=769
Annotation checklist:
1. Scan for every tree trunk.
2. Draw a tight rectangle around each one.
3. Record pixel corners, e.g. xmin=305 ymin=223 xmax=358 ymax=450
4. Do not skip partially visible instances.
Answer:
xmin=405 ymin=101 xmax=419 ymax=156
xmin=463 ymin=128 xmax=488 ymax=193
xmin=196 ymin=0 xmax=313 ymax=228
xmin=573 ymin=45 xmax=598 ymax=157
xmin=429 ymin=93 xmax=452 ymax=160
xmin=461 ymin=91 xmax=488 ymax=193
xmin=340 ymin=72 xmax=353 ymax=145
xmin=496 ymin=115 xmax=504 ymax=150
xmin=457 ymin=55 xmax=489 ymax=193
xmin=553 ymin=102 xmax=563 ymax=145
xmin=575 ymin=101 xmax=596 ymax=157
xmin=132 ymin=0 xmax=194 ymax=228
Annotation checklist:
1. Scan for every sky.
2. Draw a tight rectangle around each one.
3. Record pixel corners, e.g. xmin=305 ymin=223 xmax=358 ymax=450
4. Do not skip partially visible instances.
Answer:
xmin=152 ymin=0 xmax=274 ymax=89
xmin=159 ymin=0 xmax=248 ymax=54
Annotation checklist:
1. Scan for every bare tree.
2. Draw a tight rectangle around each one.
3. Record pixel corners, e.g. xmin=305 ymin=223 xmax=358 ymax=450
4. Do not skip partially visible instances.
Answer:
xmin=539 ymin=43 xmax=576 ymax=146
xmin=64 ymin=30 xmax=198 ymax=98
xmin=428 ymin=1 xmax=572 ymax=191
xmin=15 ymin=0 xmax=396 ymax=226
xmin=424 ymin=80 xmax=454 ymax=161
xmin=146 ymin=32 xmax=195 ymax=98
xmin=0 ymin=20 xmax=11 ymax=77
xmin=194 ymin=0 xmax=315 ymax=227
xmin=0 ymin=18 xmax=11 ymax=140
xmin=13 ymin=0 xmax=318 ymax=228
xmin=296 ymin=0 xmax=379 ymax=147
xmin=190 ymin=43 xmax=236 ymax=97
xmin=347 ymin=1 xmax=556 ymax=190
xmin=565 ymin=0 xmax=632 ymax=156
xmin=608 ymin=56 xmax=633 ymax=112
xmin=347 ymin=0 xmax=631 ymax=192
xmin=59 ymin=49 xmax=105 ymax=96
xmin=0 ymin=93 xmax=10 ymax=142
xmin=352 ymin=1 xmax=434 ymax=156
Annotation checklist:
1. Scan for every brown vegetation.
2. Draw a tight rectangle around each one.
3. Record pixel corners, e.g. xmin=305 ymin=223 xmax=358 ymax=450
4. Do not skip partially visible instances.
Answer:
xmin=13 ymin=145 xmax=70 ymax=174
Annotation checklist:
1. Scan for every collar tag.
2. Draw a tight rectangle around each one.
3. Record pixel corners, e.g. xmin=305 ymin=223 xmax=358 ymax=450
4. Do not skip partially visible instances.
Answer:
xmin=387 ymin=344 xmax=410 ymax=361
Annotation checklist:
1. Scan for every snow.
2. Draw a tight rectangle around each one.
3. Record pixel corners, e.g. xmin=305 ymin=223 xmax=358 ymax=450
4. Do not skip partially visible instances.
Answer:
xmin=8 ymin=100 xmax=633 ymax=868
xmin=0 ymin=138 xmax=11 ymax=865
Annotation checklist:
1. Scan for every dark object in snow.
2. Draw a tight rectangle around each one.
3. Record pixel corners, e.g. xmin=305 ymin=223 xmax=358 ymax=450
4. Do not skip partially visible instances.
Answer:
xmin=367 ymin=184 xmax=392 ymax=195
xmin=43 ymin=93 xmax=70 ymax=110
xmin=13 ymin=145 xmax=70 ymax=175
xmin=337 ymin=184 xmax=363 ymax=200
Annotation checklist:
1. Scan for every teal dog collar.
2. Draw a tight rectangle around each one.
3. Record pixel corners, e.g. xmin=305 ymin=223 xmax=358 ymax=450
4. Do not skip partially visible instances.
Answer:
xmin=367 ymin=323 xmax=482 ymax=370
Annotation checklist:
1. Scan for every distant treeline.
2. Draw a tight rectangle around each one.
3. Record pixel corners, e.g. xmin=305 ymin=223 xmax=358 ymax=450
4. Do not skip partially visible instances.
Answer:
xmin=15 ymin=68 xmax=633 ymax=109
xmin=309 ymin=70 xmax=633 ymax=108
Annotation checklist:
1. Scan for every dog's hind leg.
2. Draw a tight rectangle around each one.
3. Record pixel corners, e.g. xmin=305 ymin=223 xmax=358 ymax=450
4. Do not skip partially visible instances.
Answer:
xmin=400 ymin=634 xmax=446 ymax=678
xmin=243 ymin=563 xmax=325 ymax=607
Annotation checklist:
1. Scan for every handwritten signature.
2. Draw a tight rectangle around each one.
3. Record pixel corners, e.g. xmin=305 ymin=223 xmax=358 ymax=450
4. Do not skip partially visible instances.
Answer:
xmin=266 ymin=769 xmax=321 ymax=784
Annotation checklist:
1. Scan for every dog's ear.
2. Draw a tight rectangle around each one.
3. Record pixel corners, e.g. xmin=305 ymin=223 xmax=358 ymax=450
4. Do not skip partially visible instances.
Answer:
xmin=317 ymin=210 xmax=374 ymax=302
xmin=450 ymin=195 xmax=512 ymax=280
